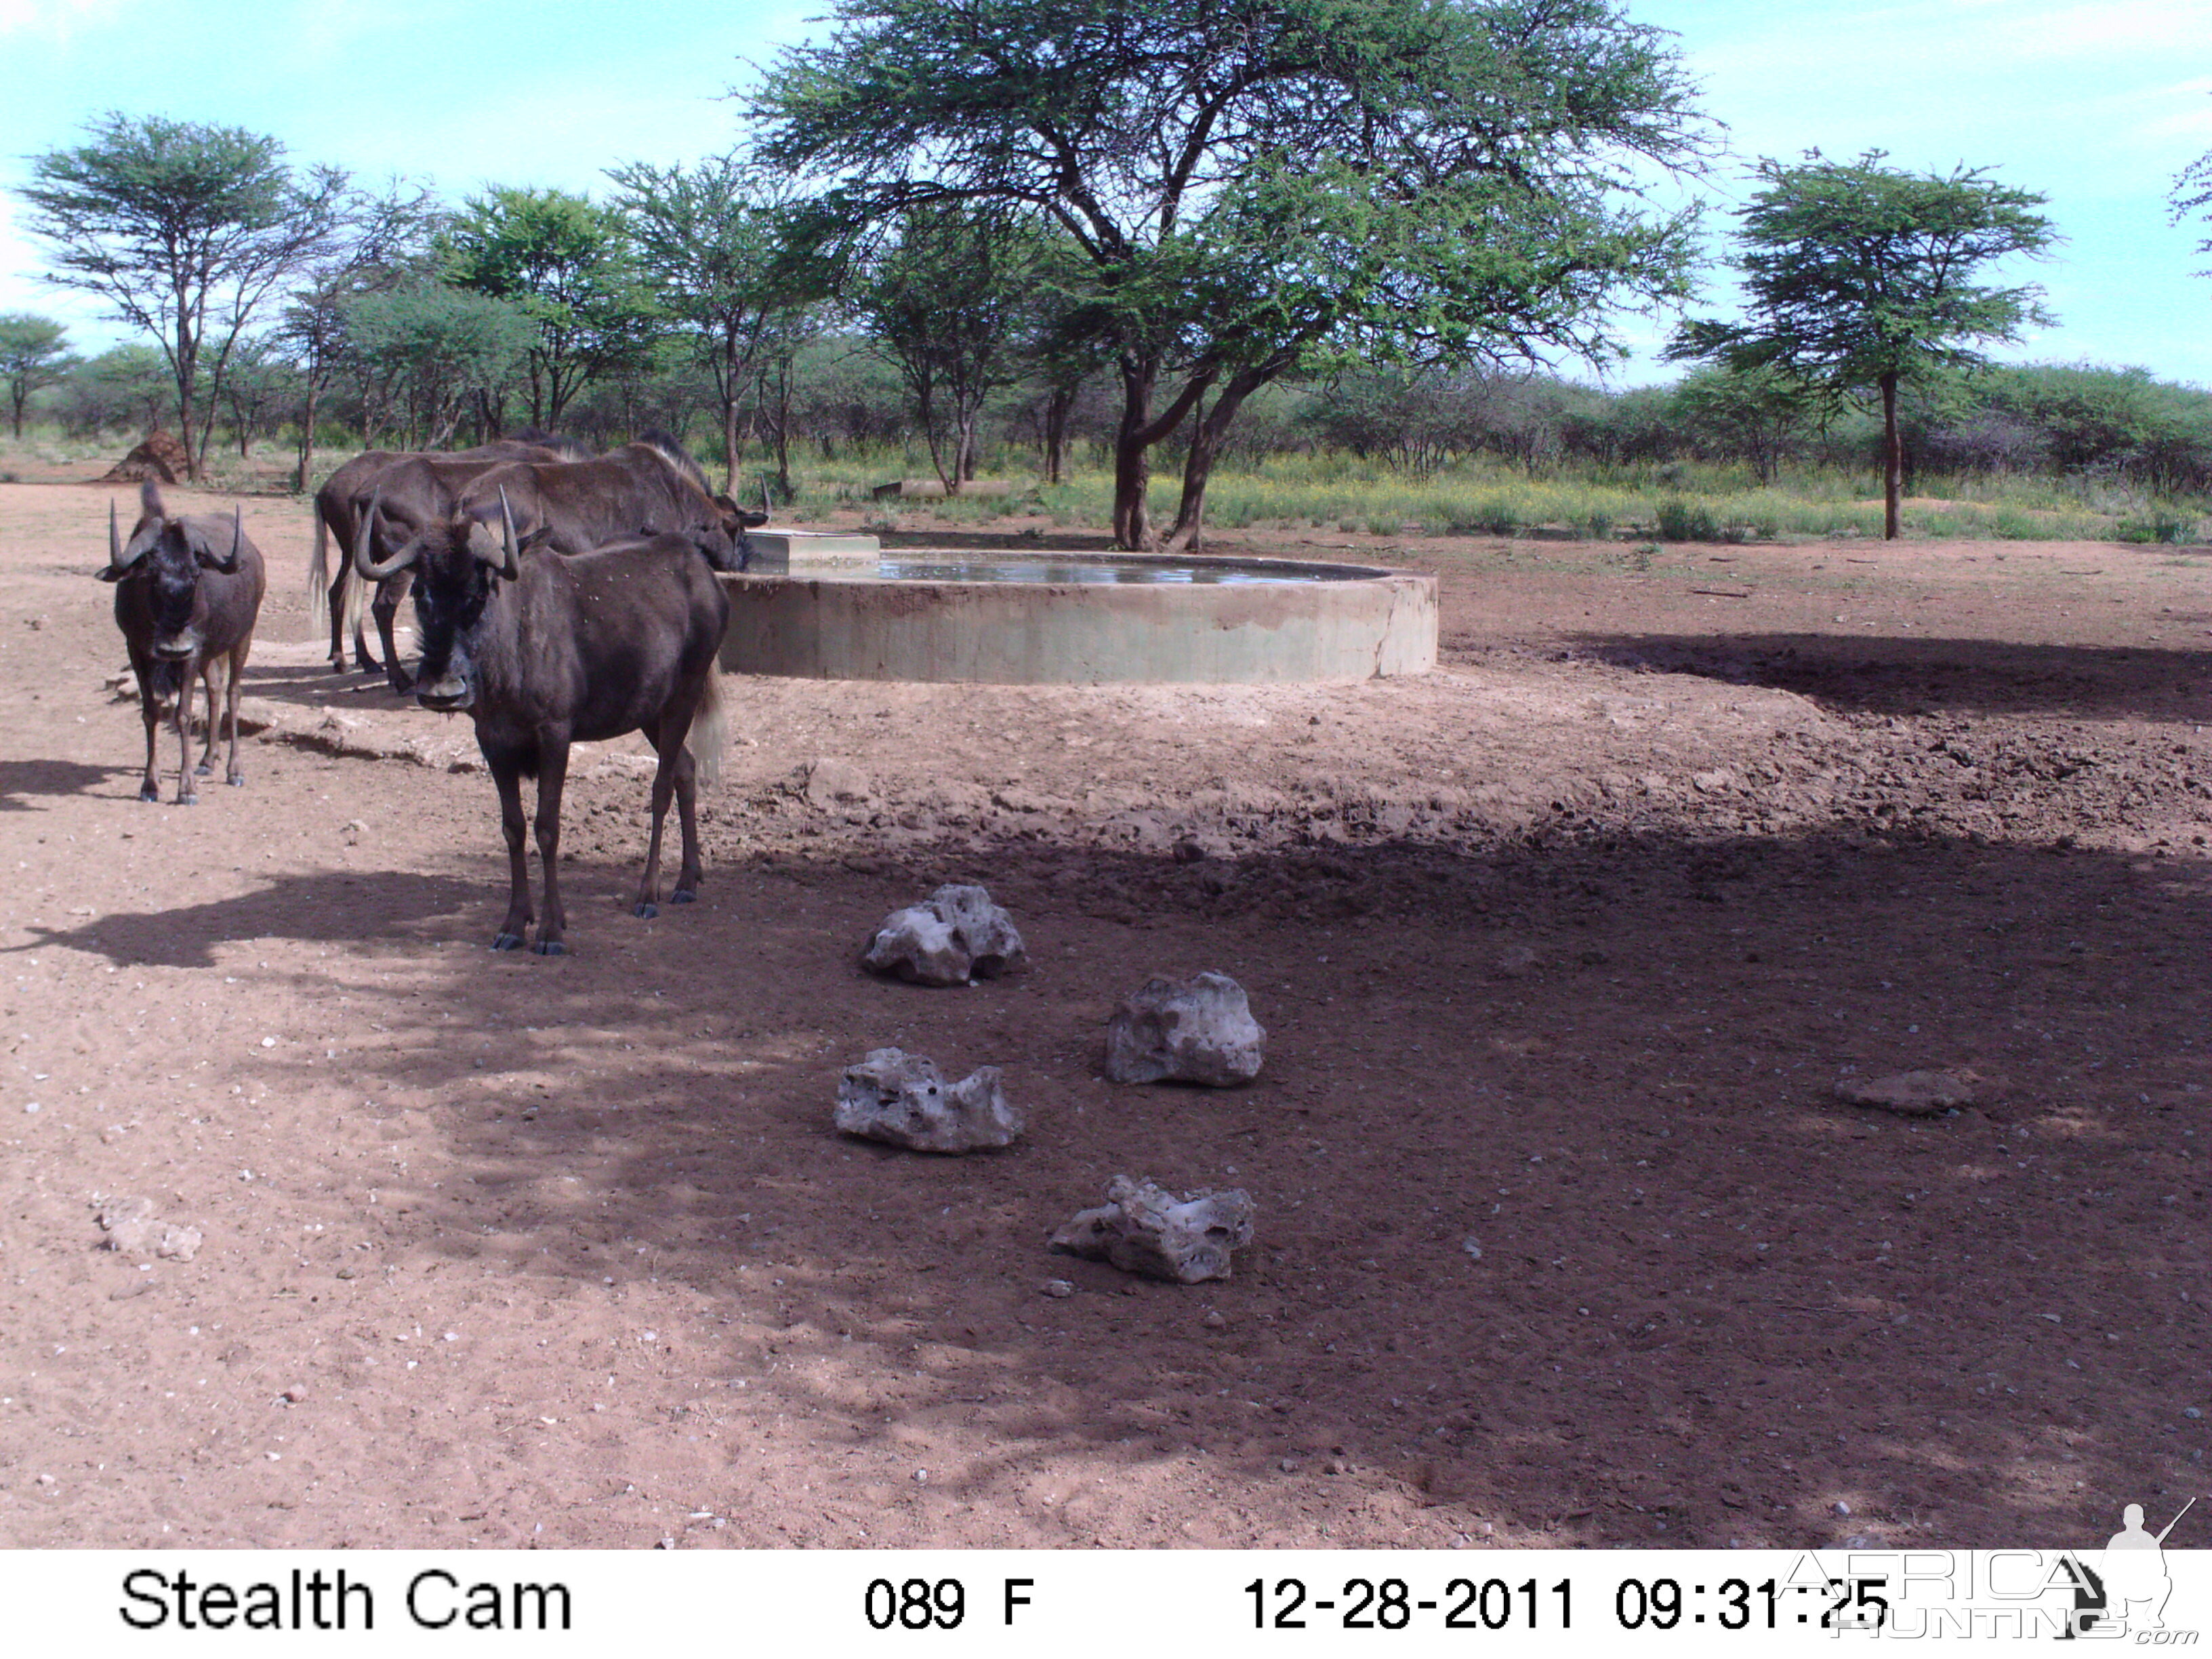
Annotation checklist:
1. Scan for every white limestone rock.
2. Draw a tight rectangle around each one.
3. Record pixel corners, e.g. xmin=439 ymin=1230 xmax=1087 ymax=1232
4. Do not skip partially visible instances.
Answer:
xmin=94 ymin=1195 xmax=201 ymax=1261
xmin=862 ymin=883 xmax=1027 ymax=986
xmin=834 ymin=1047 xmax=1023 ymax=1152
xmin=1104 ymin=970 xmax=1265 ymax=1085
xmin=1049 ymin=1176 xmax=1256 ymax=1284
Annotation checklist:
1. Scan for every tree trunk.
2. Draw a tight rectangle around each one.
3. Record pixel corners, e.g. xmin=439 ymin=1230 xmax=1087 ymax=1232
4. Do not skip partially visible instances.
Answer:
xmin=722 ymin=392 xmax=741 ymax=497
xmin=1161 ymin=369 xmax=1266 ymax=554
xmin=1881 ymin=371 xmax=1902 ymax=541
xmin=1043 ymin=386 xmax=1072 ymax=487
xmin=294 ymin=378 xmax=320 ymax=495
xmin=1111 ymin=356 xmax=1216 ymax=550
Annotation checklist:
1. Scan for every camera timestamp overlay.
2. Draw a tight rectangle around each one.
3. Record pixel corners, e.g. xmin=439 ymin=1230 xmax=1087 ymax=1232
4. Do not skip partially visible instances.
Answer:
xmin=1 ymin=1542 xmax=2207 ymax=1653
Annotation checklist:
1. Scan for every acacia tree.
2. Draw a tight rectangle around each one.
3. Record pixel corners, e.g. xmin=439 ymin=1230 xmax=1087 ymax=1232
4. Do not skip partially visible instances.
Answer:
xmin=0 ymin=314 xmax=74 ymax=438
xmin=856 ymin=204 xmax=1042 ymax=492
xmin=17 ymin=113 xmax=348 ymax=477
xmin=276 ymin=181 xmax=432 ymax=490
xmin=1668 ymin=150 xmax=2056 ymax=539
xmin=607 ymin=155 xmax=834 ymax=493
xmin=441 ymin=187 xmax=659 ymax=428
xmin=751 ymin=0 xmax=1707 ymax=550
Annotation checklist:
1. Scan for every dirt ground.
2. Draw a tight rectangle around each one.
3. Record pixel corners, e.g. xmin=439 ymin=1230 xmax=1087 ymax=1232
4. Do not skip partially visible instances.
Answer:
xmin=1 ymin=466 xmax=2209 ymax=1553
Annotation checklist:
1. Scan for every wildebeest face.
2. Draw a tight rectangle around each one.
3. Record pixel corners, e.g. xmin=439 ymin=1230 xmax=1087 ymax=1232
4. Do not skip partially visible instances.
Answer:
xmin=98 ymin=494 xmax=244 ymax=658
xmin=409 ymin=539 xmax=501 ymax=711
xmin=352 ymin=486 xmax=523 ymax=714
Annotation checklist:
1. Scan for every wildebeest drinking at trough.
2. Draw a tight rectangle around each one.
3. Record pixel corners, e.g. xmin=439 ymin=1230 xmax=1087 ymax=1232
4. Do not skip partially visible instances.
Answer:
xmin=98 ymin=481 xmax=266 ymax=805
xmin=353 ymin=489 xmax=738 ymax=954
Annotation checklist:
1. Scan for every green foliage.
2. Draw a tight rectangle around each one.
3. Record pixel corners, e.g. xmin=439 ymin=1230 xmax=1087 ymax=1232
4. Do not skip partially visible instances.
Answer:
xmin=343 ymin=280 xmax=535 ymax=449
xmin=16 ymin=112 xmax=348 ymax=473
xmin=1670 ymin=150 xmax=2057 ymax=394
xmin=0 ymin=313 xmax=74 ymax=437
xmin=752 ymin=0 xmax=1713 ymax=545
xmin=855 ymin=205 xmax=1048 ymax=492
xmin=440 ymin=186 xmax=659 ymax=427
xmin=54 ymin=343 xmax=180 ymax=437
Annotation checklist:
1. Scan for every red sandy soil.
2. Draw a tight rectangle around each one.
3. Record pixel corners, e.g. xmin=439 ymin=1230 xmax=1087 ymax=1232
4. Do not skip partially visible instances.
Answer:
xmin=1 ymin=470 xmax=2209 ymax=1552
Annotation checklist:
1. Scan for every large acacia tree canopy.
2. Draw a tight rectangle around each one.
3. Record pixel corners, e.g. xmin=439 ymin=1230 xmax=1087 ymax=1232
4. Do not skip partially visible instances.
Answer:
xmin=748 ymin=0 xmax=1712 ymax=371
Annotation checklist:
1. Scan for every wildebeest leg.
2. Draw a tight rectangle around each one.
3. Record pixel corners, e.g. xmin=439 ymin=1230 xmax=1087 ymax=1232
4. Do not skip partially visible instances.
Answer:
xmin=374 ymin=571 xmax=415 ymax=695
xmin=222 ymin=634 xmax=251 ymax=785
xmin=533 ymin=741 xmax=572 ymax=955
xmin=132 ymin=655 xmax=161 ymax=804
xmin=670 ymin=747 xmax=703 ymax=903
xmin=488 ymin=753 xmax=533 ymax=951
xmin=173 ymin=653 xmax=201 ymax=805
xmin=327 ymin=561 xmax=352 ymax=672
xmin=632 ymin=731 xmax=682 ymax=918
xmin=194 ymin=659 xmax=220 ymax=776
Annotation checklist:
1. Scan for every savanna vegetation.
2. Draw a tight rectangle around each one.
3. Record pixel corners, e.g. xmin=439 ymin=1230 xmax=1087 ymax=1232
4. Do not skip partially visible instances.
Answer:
xmin=5 ymin=0 xmax=2210 ymax=548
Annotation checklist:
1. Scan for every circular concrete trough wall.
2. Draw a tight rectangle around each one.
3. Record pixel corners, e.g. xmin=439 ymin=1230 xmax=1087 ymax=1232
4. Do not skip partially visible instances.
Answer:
xmin=716 ymin=551 xmax=1437 ymax=685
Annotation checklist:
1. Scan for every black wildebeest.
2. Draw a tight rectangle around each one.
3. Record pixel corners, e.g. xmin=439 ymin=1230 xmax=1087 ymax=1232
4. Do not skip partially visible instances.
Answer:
xmin=98 ymin=482 xmax=267 ymax=805
xmin=450 ymin=432 xmax=765 ymax=565
xmin=353 ymin=489 xmax=737 ymax=954
xmin=308 ymin=436 xmax=579 ymax=688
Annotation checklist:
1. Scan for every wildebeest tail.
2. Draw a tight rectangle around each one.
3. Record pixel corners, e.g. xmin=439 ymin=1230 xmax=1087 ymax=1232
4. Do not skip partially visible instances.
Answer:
xmin=684 ymin=671 xmax=728 ymax=792
xmin=308 ymin=507 xmax=331 ymax=632
xmin=152 ymin=659 xmax=183 ymax=703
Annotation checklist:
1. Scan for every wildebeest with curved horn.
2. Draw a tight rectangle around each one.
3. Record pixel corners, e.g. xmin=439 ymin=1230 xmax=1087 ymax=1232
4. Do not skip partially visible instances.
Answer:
xmin=308 ymin=434 xmax=583 ymax=689
xmin=353 ymin=487 xmax=737 ymax=954
xmin=449 ymin=432 xmax=765 ymax=567
xmin=98 ymin=481 xmax=267 ymax=805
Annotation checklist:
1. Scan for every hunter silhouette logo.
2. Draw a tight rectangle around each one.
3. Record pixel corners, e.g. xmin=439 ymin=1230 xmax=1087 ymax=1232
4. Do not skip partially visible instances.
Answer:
xmin=2061 ymin=1497 xmax=2196 ymax=1638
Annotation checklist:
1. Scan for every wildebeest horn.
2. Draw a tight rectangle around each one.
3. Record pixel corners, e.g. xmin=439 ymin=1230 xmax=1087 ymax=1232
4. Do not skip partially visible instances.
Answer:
xmin=478 ymin=486 xmax=521 ymax=580
xmin=197 ymin=504 xmax=245 ymax=573
xmin=106 ymin=496 xmax=153 ymax=573
xmin=352 ymin=489 xmax=418 ymax=580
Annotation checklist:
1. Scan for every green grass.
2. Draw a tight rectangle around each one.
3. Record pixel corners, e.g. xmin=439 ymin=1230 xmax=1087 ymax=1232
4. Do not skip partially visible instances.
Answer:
xmin=789 ymin=447 xmax=2167 ymax=544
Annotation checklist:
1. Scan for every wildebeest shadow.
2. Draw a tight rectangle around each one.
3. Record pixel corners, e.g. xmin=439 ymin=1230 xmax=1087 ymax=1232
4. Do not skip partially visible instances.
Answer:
xmin=0 ymin=756 xmax=136 ymax=811
xmin=1568 ymin=632 xmax=2212 ymax=722
xmin=8 ymin=867 xmax=481 ymax=967
xmin=269 ymin=820 xmax=2212 ymax=1549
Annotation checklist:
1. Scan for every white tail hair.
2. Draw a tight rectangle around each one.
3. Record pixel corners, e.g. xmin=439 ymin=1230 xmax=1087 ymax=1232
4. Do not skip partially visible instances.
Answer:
xmin=684 ymin=670 xmax=729 ymax=792
xmin=307 ymin=510 xmax=329 ymax=632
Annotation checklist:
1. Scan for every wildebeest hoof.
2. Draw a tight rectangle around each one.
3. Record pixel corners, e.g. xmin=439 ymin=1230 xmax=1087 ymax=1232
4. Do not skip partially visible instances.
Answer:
xmin=194 ymin=761 xmax=213 ymax=777
xmin=534 ymin=939 xmax=568 ymax=956
xmin=669 ymin=889 xmax=696 ymax=905
xmin=176 ymin=793 xmax=198 ymax=806
xmin=226 ymin=771 xmax=245 ymax=787
xmin=634 ymin=902 xmax=659 ymax=920
xmin=138 ymin=783 xmax=160 ymax=802
xmin=491 ymin=933 xmax=528 ymax=951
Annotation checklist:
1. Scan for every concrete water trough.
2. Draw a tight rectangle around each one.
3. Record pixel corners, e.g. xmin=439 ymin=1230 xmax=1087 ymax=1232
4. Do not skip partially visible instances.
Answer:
xmin=716 ymin=539 xmax=1437 ymax=685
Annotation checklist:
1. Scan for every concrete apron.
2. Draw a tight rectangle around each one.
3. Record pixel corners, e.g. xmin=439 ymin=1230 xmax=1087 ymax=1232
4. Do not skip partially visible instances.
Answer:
xmin=714 ymin=562 xmax=1438 ymax=685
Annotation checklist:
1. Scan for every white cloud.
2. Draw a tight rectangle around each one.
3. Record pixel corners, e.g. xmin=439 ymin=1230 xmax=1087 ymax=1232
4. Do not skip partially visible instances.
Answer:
xmin=0 ymin=0 xmax=123 ymax=40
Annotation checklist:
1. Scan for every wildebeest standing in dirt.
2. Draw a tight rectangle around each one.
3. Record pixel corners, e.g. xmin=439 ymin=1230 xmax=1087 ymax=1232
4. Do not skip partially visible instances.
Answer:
xmin=98 ymin=482 xmax=266 ymax=805
xmin=308 ymin=435 xmax=579 ymax=687
xmin=353 ymin=491 xmax=736 ymax=954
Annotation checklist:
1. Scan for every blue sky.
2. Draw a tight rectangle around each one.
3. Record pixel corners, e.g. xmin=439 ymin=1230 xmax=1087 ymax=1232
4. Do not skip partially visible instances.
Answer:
xmin=2 ymin=0 xmax=2209 ymax=388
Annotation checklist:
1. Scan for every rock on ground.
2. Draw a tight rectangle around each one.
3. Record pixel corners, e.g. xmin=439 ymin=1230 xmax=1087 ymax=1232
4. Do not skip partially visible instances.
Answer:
xmin=1049 ymin=1176 xmax=1256 ymax=1284
xmin=834 ymin=1047 xmax=1023 ymax=1152
xmin=862 ymin=883 xmax=1027 ymax=986
xmin=94 ymin=1195 xmax=201 ymax=1261
xmin=1104 ymin=971 xmax=1265 ymax=1085
xmin=1835 ymin=1069 xmax=1984 ymax=1117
